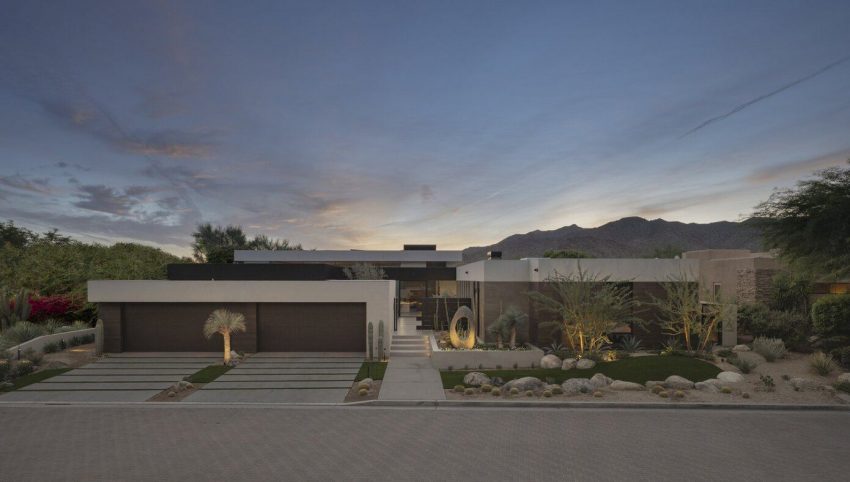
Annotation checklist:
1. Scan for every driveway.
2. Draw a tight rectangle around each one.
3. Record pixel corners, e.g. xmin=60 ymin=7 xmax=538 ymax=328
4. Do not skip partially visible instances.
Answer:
xmin=0 ymin=353 xmax=218 ymax=402
xmin=186 ymin=352 xmax=363 ymax=403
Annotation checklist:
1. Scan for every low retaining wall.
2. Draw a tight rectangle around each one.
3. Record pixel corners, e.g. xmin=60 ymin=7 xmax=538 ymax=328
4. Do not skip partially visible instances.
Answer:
xmin=429 ymin=336 xmax=544 ymax=369
xmin=4 ymin=328 xmax=96 ymax=357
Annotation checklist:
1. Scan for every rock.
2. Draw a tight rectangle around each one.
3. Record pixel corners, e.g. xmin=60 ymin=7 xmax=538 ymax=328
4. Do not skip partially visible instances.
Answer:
xmin=645 ymin=380 xmax=664 ymax=389
xmin=540 ymin=354 xmax=561 ymax=369
xmin=167 ymin=391 xmax=176 ymax=398
xmin=717 ymin=371 xmax=745 ymax=383
xmin=561 ymin=378 xmax=594 ymax=395
xmin=178 ymin=380 xmax=193 ymax=389
xmin=358 ymin=378 xmax=373 ymax=389
xmin=732 ymin=344 xmax=750 ymax=352
xmin=462 ymin=372 xmax=490 ymax=387
xmin=490 ymin=376 xmax=505 ymax=387
xmin=701 ymin=378 xmax=723 ymax=388
xmin=172 ymin=383 xmax=184 ymax=393
xmin=576 ymin=358 xmax=596 ymax=370
xmin=695 ymin=381 xmax=720 ymax=393
xmin=610 ymin=380 xmax=644 ymax=391
xmin=837 ymin=373 xmax=850 ymax=384
xmin=230 ymin=350 xmax=240 ymax=360
xmin=502 ymin=377 xmax=544 ymax=392
xmin=561 ymin=358 xmax=577 ymax=370
xmin=664 ymin=375 xmax=694 ymax=390
xmin=589 ymin=373 xmax=613 ymax=388
xmin=790 ymin=377 xmax=820 ymax=391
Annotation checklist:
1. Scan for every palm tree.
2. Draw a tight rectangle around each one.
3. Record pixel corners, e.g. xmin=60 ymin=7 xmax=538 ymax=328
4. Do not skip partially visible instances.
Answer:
xmin=203 ymin=309 xmax=247 ymax=364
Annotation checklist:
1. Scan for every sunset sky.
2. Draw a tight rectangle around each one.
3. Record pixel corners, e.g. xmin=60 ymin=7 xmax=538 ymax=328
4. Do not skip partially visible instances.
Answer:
xmin=1 ymin=0 xmax=849 ymax=256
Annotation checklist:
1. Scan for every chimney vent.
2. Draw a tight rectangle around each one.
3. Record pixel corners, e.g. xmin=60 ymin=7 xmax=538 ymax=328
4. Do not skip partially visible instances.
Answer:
xmin=487 ymin=251 xmax=502 ymax=260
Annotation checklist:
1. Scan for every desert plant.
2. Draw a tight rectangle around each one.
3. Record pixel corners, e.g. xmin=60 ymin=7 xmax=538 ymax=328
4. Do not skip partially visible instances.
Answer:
xmin=830 ymin=346 xmax=850 ymax=367
xmin=721 ymin=386 xmax=732 ymax=394
xmin=552 ymin=386 xmax=564 ymax=395
xmin=759 ymin=375 xmax=776 ymax=391
xmin=812 ymin=295 xmax=850 ymax=337
xmin=527 ymin=265 xmax=639 ymax=355
xmin=661 ymin=338 xmax=684 ymax=356
xmin=0 ymin=359 xmax=10 ymax=380
xmin=453 ymin=385 xmax=465 ymax=393
xmin=22 ymin=348 xmax=43 ymax=365
xmin=752 ymin=337 xmax=787 ymax=362
xmin=464 ymin=388 xmax=475 ymax=395
xmin=651 ymin=272 xmax=729 ymax=352
xmin=543 ymin=341 xmax=566 ymax=355
xmin=486 ymin=305 xmax=529 ymax=349
xmin=543 ymin=389 xmax=553 ymax=397
xmin=491 ymin=388 xmax=501 ymax=396
xmin=378 ymin=320 xmax=384 ymax=361
xmin=834 ymin=381 xmax=850 ymax=394
xmin=658 ymin=390 xmax=669 ymax=398
xmin=810 ymin=352 xmax=837 ymax=376
xmin=592 ymin=390 xmax=603 ymax=398
xmin=674 ymin=390 xmax=685 ymax=398
xmin=14 ymin=359 xmax=34 ymax=377
xmin=729 ymin=356 xmax=758 ymax=374
xmin=367 ymin=322 xmax=374 ymax=361
xmin=481 ymin=384 xmax=492 ymax=393
xmin=202 ymin=309 xmax=246 ymax=365
xmin=0 ymin=321 xmax=46 ymax=346
xmin=651 ymin=385 xmax=664 ymax=394
xmin=0 ymin=288 xmax=32 ymax=330
xmin=525 ymin=390 xmax=533 ymax=397
xmin=42 ymin=341 xmax=60 ymax=354
xmin=742 ymin=392 xmax=751 ymax=399
xmin=510 ymin=387 xmax=519 ymax=395
xmin=358 ymin=388 xmax=368 ymax=396
xmin=617 ymin=335 xmax=643 ymax=353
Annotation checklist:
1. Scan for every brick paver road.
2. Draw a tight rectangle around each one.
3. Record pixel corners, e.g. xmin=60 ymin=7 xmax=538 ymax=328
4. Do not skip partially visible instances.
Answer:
xmin=1 ymin=404 xmax=848 ymax=481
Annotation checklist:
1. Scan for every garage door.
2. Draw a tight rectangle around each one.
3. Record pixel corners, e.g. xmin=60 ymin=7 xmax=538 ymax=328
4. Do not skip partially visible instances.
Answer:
xmin=258 ymin=303 xmax=366 ymax=352
xmin=122 ymin=303 xmax=233 ymax=352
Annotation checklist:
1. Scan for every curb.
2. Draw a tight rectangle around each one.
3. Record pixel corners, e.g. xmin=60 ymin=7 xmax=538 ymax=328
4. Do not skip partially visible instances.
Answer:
xmin=347 ymin=399 xmax=850 ymax=411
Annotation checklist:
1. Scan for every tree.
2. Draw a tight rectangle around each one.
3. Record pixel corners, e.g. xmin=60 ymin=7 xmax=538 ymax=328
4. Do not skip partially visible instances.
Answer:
xmin=203 ymin=309 xmax=246 ymax=364
xmin=486 ymin=305 xmax=528 ymax=349
xmin=191 ymin=223 xmax=302 ymax=262
xmin=752 ymin=163 xmax=850 ymax=279
xmin=769 ymin=271 xmax=811 ymax=314
xmin=342 ymin=263 xmax=387 ymax=280
xmin=543 ymin=249 xmax=593 ymax=259
xmin=527 ymin=265 xmax=637 ymax=355
xmin=650 ymin=272 xmax=728 ymax=352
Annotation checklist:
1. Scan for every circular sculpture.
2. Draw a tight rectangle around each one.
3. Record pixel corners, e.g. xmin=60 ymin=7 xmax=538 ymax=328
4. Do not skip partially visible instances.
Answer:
xmin=449 ymin=305 xmax=476 ymax=349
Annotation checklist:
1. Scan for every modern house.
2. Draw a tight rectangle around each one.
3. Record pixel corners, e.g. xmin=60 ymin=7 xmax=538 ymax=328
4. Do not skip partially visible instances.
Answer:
xmin=88 ymin=246 xmax=742 ymax=354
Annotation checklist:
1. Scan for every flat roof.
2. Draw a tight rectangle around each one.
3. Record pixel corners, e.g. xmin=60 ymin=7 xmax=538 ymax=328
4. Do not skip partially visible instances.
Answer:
xmin=456 ymin=258 xmax=699 ymax=283
xmin=234 ymin=249 xmax=463 ymax=264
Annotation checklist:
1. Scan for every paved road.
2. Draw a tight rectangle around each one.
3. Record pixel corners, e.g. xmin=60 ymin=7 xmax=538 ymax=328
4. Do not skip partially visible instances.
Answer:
xmin=0 ymin=404 xmax=847 ymax=481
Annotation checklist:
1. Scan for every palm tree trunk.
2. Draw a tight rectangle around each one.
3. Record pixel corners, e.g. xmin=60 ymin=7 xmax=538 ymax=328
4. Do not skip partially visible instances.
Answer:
xmin=223 ymin=331 xmax=231 ymax=364
xmin=509 ymin=326 xmax=516 ymax=349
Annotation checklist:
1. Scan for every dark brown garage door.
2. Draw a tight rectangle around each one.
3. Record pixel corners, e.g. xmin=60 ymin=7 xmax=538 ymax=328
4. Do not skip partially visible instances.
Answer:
xmin=122 ymin=303 xmax=237 ymax=352
xmin=258 ymin=303 xmax=366 ymax=352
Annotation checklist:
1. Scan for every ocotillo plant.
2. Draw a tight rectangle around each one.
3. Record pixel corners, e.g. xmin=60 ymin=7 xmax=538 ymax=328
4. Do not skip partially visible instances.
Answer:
xmin=367 ymin=321 xmax=374 ymax=361
xmin=0 ymin=288 xmax=32 ymax=330
xmin=378 ymin=320 xmax=384 ymax=361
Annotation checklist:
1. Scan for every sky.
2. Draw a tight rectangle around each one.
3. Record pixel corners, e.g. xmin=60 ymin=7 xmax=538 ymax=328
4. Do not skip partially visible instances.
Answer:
xmin=1 ymin=0 xmax=849 ymax=256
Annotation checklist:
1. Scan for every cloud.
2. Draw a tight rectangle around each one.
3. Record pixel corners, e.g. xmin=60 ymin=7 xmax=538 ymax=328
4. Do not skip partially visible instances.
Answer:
xmin=633 ymin=187 xmax=746 ymax=218
xmin=73 ymin=185 xmax=135 ymax=216
xmin=420 ymin=184 xmax=434 ymax=202
xmin=747 ymin=149 xmax=850 ymax=184
xmin=681 ymin=54 xmax=850 ymax=138
xmin=0 ymin=175 xmax=54 ymax=194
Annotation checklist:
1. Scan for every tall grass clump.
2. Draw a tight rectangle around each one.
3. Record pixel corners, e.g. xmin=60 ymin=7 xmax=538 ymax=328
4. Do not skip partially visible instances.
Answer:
xmin=752 ymin=337 xmax=786 ymax=362
xmin=810 ymin=352 xmax=837 ymax=376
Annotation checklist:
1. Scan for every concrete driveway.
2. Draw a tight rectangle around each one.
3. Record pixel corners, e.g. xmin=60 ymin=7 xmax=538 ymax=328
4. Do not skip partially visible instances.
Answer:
xmin=185 ymin=353 xmax=363 ymax=403
xmin=0 ymin=353 xmax=218 ymax=402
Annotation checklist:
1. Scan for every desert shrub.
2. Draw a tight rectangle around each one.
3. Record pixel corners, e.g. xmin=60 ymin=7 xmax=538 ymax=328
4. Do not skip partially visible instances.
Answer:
xmin=752 ymin=337 xmax=786 ymax=362
xmin=617 ymin=335 xmax=643 ymax=353
xmin=661 ymin=338 xmax=685 ymax=356
xmin=742 ymin=392 xmax=751 ymax=399
xmin=14 ymin=359 xmax=34 ymax=377
xmin=0 ymin=359 xmax=10 ymax=380
xmin=0 ymin=321 xmax=46 ymax=346
xmin=491 ymin=388 xmax=501 ymax=396
xmin=29 ymin=294 xmax=80 ymax=322
xmin=592 ymin=391 xmax=603 ymax=398
xmin=525 ymin=390 xmax=533 ymax=397
xmin=658 ymin=390 xmax=669 ymax=398
xmin=834 ymin=381 xmax=850 ymax=394
xmin=453 ymin=385 xmax=465 ymax=393
xmin=22 ymin=348 xmax=43 ymax=365
xmin=481 ymin=384 xmax=492 ymax=393
xmin=830 ymin=346 xmax=850 ymax=367
xmin=543 ymin=389 xmax=552 ymax=398
xmin=358 ymin=388 xmax=368 ymax=396
xmin=810 ymin=352 xmax=837 ymax=376
xmin=674 ymin=390 xmax=685 ymax=399
xmin=729 ymin=356 xmax=758 ymax=374
xmin=464 ymin=388 xmax=474 ymax=395
xmin=551 ymin=386 xmax=563 ymax=395
xmin=759 ymin=375 xmax=775 ymax=391
xmin=812 ymin=295 xmax=850 ymax=337
xmin=721 ymin=386 xmax=732 ymax=394
xmin=737 ymin=303 xmax=810 ymax=344
xmin=509 ymin=387 xmax=519 ymax=395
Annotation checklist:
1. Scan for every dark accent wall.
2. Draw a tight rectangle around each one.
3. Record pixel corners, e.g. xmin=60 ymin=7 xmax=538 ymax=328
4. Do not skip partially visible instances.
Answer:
xmin=420 ymin=297 xmax=472 ymax=330
xmin=167 ymin=263 xmax=456 ymax=282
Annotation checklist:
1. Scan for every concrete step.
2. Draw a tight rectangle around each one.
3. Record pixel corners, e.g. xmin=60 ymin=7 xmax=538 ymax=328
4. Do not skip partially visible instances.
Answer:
xmin=389 ymin=351 xmax=430 ymax=357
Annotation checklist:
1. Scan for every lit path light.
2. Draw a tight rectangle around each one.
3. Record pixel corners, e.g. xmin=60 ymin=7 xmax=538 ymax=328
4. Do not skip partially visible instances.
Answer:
xmin=449 ymin=306 xmax=476 ymax=349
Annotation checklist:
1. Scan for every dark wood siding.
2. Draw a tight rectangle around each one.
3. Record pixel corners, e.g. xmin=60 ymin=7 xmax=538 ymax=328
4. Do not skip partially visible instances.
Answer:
xmin=257 ymin=303 xmax=366 ymax=352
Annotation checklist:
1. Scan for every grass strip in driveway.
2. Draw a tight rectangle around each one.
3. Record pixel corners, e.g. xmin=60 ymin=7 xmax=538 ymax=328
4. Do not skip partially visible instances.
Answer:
xmin=1 ymin=368 xmax=73 ymax=392
xmin=440 ymin=356 xmax=721 ymax=388
xmin=186 ymin=365 xmax=231 ymax=384
xmin=355 ymin=362 xmax=387 ymax=381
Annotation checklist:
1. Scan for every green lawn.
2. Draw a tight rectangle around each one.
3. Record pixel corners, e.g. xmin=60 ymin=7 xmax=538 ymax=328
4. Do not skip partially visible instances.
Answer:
xmin=356 ymin=361 xmax=388 ymax=381
xmin=186 ymin=365 xmax=232 ymax=384
xmin=1 ymin=368 xmax=73 ymax=392
xmin=440 ymin=355 xmax=721 ymax=388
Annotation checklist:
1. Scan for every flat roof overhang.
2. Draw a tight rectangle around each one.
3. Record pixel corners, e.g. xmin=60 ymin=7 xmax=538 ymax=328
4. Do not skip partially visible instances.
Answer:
xmin=234 ymin=249 xmax=462 ymax=264
xmin=167 ymin=263 xmax=457 ymax=281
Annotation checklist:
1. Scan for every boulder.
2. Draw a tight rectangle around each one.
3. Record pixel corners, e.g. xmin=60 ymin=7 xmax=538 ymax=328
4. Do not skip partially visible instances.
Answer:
xmin=562 ymin=358 xmax=577 ymax=370
xmin=589 ymin=373 xmax=613 ymax=389
xmin=716 ymin=371 xmax=745 ymax=383
xmin=462 ymin=372 xmax=490 ymax=387
xmin=664 ymin=375 xmax=694 ymax=390
xmin=576 ymin=358 xmax=596 ymax=370
xmin=837 ymin=373 xmax=850 ymax=384
xmin=561 ymin=378 xmax=593 ymax=395
xmin=540 ymin=354 xmax=561 ymax=369
xmin=502 ymin=377 xmax=544 ymax=392
xmin=645 ymin=380 xmax=664 ymax=389
xmin=701 ymin=378 xmax=723 ymax=388
xmin=358 ymin=378 xmax=374 ymax=389
xmin=790 ymin=377 xmax=820 ymax=391
xmin=695 ymin=381 xmax=720 ymax=393
xmin=610 ymin=380 xmax=644 ymax=391
xmin=732 ymin=344 xmax=750 ymax=352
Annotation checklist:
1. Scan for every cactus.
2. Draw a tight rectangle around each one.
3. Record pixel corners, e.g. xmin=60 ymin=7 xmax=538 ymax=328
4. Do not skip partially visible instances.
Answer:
xmin=367 ymin=322 xmax=374 ymax=361
xmin=95 ymin=319 xmax=104 ymax=356
xmin=377 ymin=320 xmax=384 ymax=361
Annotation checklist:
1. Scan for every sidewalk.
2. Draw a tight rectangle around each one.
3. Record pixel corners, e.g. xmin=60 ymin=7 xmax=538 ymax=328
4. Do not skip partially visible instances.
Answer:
xmin=378 ymin=357 xmax=446 ymax=401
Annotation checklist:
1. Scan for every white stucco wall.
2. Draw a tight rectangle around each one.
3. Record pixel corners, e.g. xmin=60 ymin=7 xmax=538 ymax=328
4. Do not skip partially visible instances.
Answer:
xmin=88 ymin=280 xmax=396 ymax=353
xmin=4 ymin=328 xmax=96 ymax=356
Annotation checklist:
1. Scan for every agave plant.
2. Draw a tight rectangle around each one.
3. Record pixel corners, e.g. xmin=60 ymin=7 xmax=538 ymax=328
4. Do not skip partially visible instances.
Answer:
xmin=617 ymin=335 xmax=643 ymax=353
xmin=203 ymin=309 xmax=247 ymax=364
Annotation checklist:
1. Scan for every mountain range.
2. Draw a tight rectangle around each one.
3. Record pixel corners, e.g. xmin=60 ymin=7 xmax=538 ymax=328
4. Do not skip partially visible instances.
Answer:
xmin=462 ymin=217 xmax=764 ymax=261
